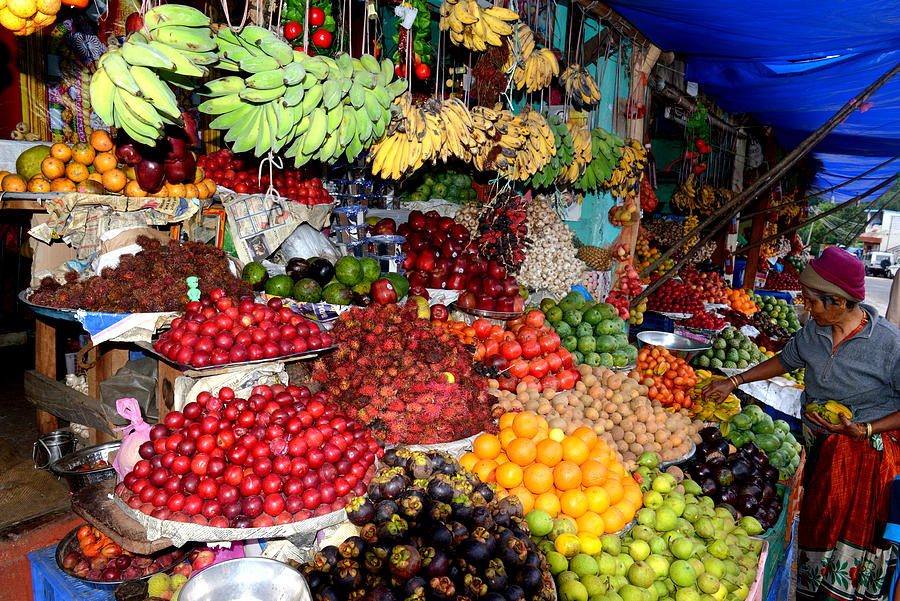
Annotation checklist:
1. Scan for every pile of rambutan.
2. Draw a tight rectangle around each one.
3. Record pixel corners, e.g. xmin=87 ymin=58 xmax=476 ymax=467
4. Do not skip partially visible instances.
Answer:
xmin=30 ymin=236 xmax=249 ymax=313
xmin=312 ymin=304 xmax=495 ymax=445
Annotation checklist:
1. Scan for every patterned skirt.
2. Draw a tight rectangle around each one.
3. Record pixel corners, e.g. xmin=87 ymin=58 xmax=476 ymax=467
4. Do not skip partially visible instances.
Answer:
xmin=797 ymin=430 xmax=900 ymax=600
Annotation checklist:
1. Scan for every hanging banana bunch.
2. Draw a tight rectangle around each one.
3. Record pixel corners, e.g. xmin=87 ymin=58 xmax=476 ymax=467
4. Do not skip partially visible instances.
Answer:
xmin=503 ymin=23 xmax=558 ymax=92
xmin=439 ymin=0 xmax=519 ymax=51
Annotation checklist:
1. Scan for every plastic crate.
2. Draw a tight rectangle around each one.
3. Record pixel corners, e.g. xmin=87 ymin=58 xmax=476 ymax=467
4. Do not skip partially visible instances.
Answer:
xmin=759 ymin=484 xmax=792 ymax=599
xmin=760 ymin=402 xmax=802 ymax=434
xmin=779 ymin=448 xmax=806 ymax=531
xmin=765 ymin=519 xmax=796 ymax=601
xmin=29 ymin=544 xmax=114 ymax=601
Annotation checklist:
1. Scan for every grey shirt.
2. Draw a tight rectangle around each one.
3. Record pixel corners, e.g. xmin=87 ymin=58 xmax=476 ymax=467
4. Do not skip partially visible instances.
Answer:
xmin=778 ymin=303 xmax=900 ymax=423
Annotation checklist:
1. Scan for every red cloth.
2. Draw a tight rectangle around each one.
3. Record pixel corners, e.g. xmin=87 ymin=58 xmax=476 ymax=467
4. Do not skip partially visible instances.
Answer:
xmin=810 ymin=247 xmax=866 ymax=302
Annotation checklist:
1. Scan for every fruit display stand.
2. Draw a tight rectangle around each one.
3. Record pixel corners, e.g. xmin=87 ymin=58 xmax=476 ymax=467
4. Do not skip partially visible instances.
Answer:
xmin=29 ymin=545 xmax=115 ymax=601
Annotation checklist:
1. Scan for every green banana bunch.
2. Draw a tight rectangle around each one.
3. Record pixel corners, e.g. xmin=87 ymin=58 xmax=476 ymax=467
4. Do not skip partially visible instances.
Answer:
xmin=201 ymin=26 xmax=406 ymax=164
xmin=89 ymin=4 xmax=216 ymax=145
xmin=572 ymin=128 xmax=624 ymax=192
xmin=528 ymin=115 xmax=574 ymax=190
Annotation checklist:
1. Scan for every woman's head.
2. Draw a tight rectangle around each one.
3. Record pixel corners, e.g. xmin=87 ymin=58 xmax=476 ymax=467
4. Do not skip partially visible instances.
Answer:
xmin=799 ymin=287 xmax=859 ymax=325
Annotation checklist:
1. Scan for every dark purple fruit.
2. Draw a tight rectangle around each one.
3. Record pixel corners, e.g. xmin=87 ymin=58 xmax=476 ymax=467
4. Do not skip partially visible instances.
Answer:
xmin=498 ymin=537 xmax=527 ymax=568
xmin=523 ymin=551 xmax=541 ymax=569
xmin=378 ymin=515 xmax=409 ymax=542
xmin=401 ymin=576 xmax=427 ymax=598
xmin=313 ymin=546 xmax=340 ymax=572
xmin=463 ymin=574 xmax=488 ymax=598
xmin=424 ymin=549 xmax=450 ymax=578
xmin=339 ymin=536 xmax=366 ymax=559
xmin=365 ymin=585 xmax=397 ymax=601
xmin=482 ymin=593 xmax=505 ymax=601
xmin=450 ymin=497 xmax=473 ymax=523
xmin=360 ymin=522 xmax=378 ymax=544
xmin=380 ymin=474 xmax=408 ymax=499
xmin=333 ymin=559 xmax=362 ymax=590
xmin=406 ymin=454 xmax=434 ymax=480
xmin=363 ymin=550 xmax=383 ymax=574
xmin=305 ymin=570 xmax=328 ymax=593
xmin=471 ymin=505 xmax=494 ymax=530
xmin=474 ymin=482 xmax=494 ymax=503
xmin=426 ymin=479 xmax=454 ymax=503
xmin=458 ymin=539 xmax=489 ymax=566
xmin=375 ymin=500 xmax=400 ymax=524
xmin=428 ymin=523 xmax=452 ymax=548
xmin=504 ymin=585 xmax=526 ymax=601
xmin=347 ymin=497 xmax=376 ymax=526
xmin=518 ymin=565 xmax=542 ymax=591
xmin=428 ymin=576 xmax=456 ymax=601
xmin=389 ymin=545 xmax=422 ymax=580
xmin=398 ymin=489 xmax=427 ymax=521
xmin=428 ymin=501 xmax=452 ymax=523
xmin=315 ymin=587 xmax=341 ymax=601
xmin=381 ymin=448 xmax=403 ymax=467
xmin=447 ymin=521 xmax=468 ymax=547
xmin=484 ymin=559 xmax=508 ymax=591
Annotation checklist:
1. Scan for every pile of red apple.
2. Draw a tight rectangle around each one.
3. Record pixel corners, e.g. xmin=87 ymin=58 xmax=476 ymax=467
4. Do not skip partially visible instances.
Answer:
xmin=115 ymin=115 xmax=200 ymax=192
xmin=473 ymin=310 xmax=579 ymax=392
xmin=153 ymin=290 xmax=333 ymax=368
xmin=60 ymin=523 xmax=185 ymax=582
xmin=197 ymin=149 xmax=333 ymax=205
xmin=647 ymin=279 xmax=703 ymax=315
xmin=680 ymin=266 xmax=728 ymax=303
xmin=115 ymin=383 xmax=381 ymax=528
xmin=606 ymin=262 xmax=643 ymax=320
xmin=400 ymin=210 xmax=525 ymax=313
xmin=683 ymin=310 xmax=727 ymax=331
xmin=764 ymin=270 xmax=801 ymax=291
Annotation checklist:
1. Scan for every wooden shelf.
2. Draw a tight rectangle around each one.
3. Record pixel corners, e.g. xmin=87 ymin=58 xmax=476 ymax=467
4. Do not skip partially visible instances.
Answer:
xmin=71 ymin=480 xmax=173 ymax=555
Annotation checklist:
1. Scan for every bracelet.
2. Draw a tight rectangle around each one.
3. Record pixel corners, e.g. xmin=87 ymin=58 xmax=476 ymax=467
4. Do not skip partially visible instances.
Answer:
xmin=866 ymin=422 xmax=873 ymax=438
xmin=728 ymin=376 xmax=740 ymax=388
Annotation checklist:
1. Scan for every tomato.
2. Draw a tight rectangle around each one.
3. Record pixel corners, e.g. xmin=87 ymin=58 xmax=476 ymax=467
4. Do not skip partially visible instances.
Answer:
xmin=508 ymin=359 xmax=529 ymax=379
xmin=528 ymin=358 xmax=549 ymax=378
xmin=283 ymin=21 xmax=302 ymax=40
xmin=414 ymin=63 xmax=431 ymax=79
xmin=499 ymin=340 xmax=522 ymax=360
xmin=525 ymin=310 xmax=545 ymax=328
xmin=312 ymin=28 xmax=332 ymax=48
xmin=308 ymin=6 xmax=325 ymax=26
xmin=472 ymin=318 xmax=492 ymax=340
xmin=234 ymin=183 xmax=249 ymax=193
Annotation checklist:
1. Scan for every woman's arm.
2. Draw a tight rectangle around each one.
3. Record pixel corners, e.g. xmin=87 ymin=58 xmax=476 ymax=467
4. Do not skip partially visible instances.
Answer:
xmin=701 ymin=355 xmax=788 ymax=400
xmin=806 ymin=410 xmax=900 ymax=439
xmin=871 ymin=411 xmax=900 ymax=435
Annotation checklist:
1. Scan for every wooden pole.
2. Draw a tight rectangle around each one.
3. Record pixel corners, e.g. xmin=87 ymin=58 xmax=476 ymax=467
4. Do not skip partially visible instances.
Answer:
xmin=742 ymin=195 xmax=770 ymax=289
xmin=639 ymin=60 xmax=900 ymax=281
xmin=34 ymin=318 xmax=59 ymax=434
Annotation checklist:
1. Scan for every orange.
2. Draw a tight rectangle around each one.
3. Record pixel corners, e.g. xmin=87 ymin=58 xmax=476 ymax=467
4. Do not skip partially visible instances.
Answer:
xmin=523 ymin=463 xmax=553 ymax=494
xmin=459 ymin=452 xmax=479 ymax=472
xmin=124 ymin=180 xmax=147 ymax=197
xmin=495 ymin=462 xmax=523 ymax=489
xmin=27 ymin=177 xmax=50 ymax=193
xmin=622 ymin=482 xmax=642 ymax=507
xmin=580 ymin=460 xmax=608 ymax=487
xmin=498 ymin=412 xmax=516 ymax=430
xmin=498 ymin=427 xmax=517 ymax=448
xmin=89 ymin=129 xmax=113 ymax=152
xmin=613 ymin=500 xmax=636 ymax=520
xmin=202 ymin=178 xmax=217 ymax=195
xmin=473 ymin=433 xmax=502 ymax=460
xmin=87 ymin=172 xmax=103 ymax=184
xmin=576 ymin=511 xmax=605 ymax=535
xmin=101 ymin=169 xmax=127 ymax=193
xmin=506 ymin=438 xmax=537 ymax=467
xmin=553 ymin=460 xmax=582 ymax=491
xmin=495 ymin=454 xmax=508 ymax=465
xmin=572 ymin=426 xmax=598 ymax=447
xmin=184 ymin=183 xmax=200 ymax=198
xmin=70 ymin=142 xmax=96 ymax=165
xmin=49 ymin=178 xmax=75 ymax=192
xmin=604 ymin=477 xmax=625 ymax=505
xmin=1 ymin=173 xmax=26 ymax=191
xmin=195 ymin=181 xmax=210 ymax=199
xmin=150 ymin=186 xmax=169 ymax=198
xmin=609 ymin=463 xmax=627 ymax=478
xmin=533 ymin=492 xmax=561 ymax=518
xmin=512 ymin=412 xmax=539 ymax=439
xmin=167 ymin=183 xmax=187 ymax=197
xmin=535 ymin=439 xmax=563 ymax=467
xmin=193 ymin=166 xmax=205 ymax=184
xmin=41 ymin=156 xmax=65 ymax=179
xmin=50 ymin=142 xmax=71 ymax=162
xmin=65 ymin=162 xmax=89 ymax=183
xmin=561 ymin=436 xmax=590 ymax=465
xmin=601 ymin=506 xmax=627 ymax=533
xmin=92 ymin=151 xmax=117 ymax=173
xmin=507 ymin=486 xmax=534 ymax=513
xmin=559 ymin=490 xmax=588 ymax=519
xmin=472 ymin=459 xmax=498 ymax=483
xmin=585 ymin=486 xmax=611 ymax=514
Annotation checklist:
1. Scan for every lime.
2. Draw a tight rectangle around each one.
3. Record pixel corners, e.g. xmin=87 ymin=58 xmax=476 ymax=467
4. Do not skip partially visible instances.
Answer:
xmin=526 ymin=510 xmax=554 ymax=537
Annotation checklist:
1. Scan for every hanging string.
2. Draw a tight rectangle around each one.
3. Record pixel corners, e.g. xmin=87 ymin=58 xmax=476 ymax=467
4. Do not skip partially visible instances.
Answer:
xmin=259 ymin=153 xmax=284 ymax=201
xmin=220 ymin=0 xmax=250 ymax=31
xmin=302 ymin=0 xmax=311 ymax=51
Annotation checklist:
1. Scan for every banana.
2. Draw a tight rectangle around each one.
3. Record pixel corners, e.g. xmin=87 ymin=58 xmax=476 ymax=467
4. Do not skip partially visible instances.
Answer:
xmin=208 ymin=103 xmax=253 ymax=130
xmin=120 ymin=39 xmax=176 ymax=70
xmin=143 ymin=4 xmax=209 ymax=30
xmin=282 ymin=83 xmax=305 ymax=107
xmin=240 ymin=55 xmax=281 ymax=74
xmin=253 ymin=102 xmax=275 ymax=156
xmin=100 ymin=51 xmax=141 ymax=96
xmin=281 ymin=61 xmax=306 ymax=86
xmin=147 ymin=40 xmax=206 ymax=77
xmin=561 ymin=64 xmax=601 ymax=107
xmin=231 ymin=108 xmax=265 ymax=154
xmin=246 ymin=68 xmax=286 ymax=90
xmin=113 ymin=92 xmax=160 ymax=143
xmin=88 ymin=69 xmax=115 ymax=126
xmin=321 ymin=79 xmax=345 ymax=110
xmin=199 ymin=76 xmax=246 ymax=97
xmin=149 ymin=25 xmax=216 ymax=53
xmin=117 ymin=90 xmax=164 ymax=128
xmin=198 ymin=93 xmax=244 ymax=115
xmin=299 ymin=85 xmax=323 ymax=115
xmin=239 ymin=84 xmax=287 ymax=103
xmin=256 ymin=37 xmax=293 ymax=67
xmin=233 ymin=25 xmax=272 ymax=49
xmin=301 ymin=107 xmax=328 ymax=155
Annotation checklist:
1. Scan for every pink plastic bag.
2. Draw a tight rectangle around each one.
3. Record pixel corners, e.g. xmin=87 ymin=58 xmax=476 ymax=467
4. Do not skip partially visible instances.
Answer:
xmin=113 ymin=397 xmax=152 ymax=480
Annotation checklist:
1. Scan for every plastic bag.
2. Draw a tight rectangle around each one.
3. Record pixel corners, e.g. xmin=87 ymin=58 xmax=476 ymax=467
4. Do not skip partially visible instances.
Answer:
xmin=112 ymin=397 xmax=152 ymax=480
xmin=278 ymin=223 xmax=341 ymax=263
xmin=100 ymin=358 xmax=158 ymax=426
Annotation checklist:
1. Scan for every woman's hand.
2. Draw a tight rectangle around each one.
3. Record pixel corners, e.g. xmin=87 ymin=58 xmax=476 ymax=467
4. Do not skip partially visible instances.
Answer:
xmin=805 ymin=411 xmax=868 ymax=439
xmin=701 ymin=378 xmax=735 ymax=402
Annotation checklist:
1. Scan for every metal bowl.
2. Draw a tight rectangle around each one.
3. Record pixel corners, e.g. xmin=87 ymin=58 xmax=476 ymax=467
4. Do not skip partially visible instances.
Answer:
xmin=55 ymin=524 xmax=186 ymax=587
xmin=178 ymin=558 xmax=311 ymax=601
xmin=636 ymin=331 xmax=711 ymax=361
xmin=49 ymin=441 xmax=120 ymax=493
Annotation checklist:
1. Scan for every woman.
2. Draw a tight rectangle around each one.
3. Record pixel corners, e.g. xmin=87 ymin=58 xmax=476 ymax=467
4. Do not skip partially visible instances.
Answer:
xmin=704 ymin=247 xmax=900 ymax=601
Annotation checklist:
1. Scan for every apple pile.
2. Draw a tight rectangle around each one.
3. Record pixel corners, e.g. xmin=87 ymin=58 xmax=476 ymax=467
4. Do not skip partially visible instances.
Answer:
xmin=647 ymin=279 xmax=704 ymax=315
xmin=473 ymin=311 xmax=579 ymax=392
xmin=197 ymin=149 xmax=333 ymax=205
xmin=115 ymin=383 xmax=381 ymax=528
xmin=683 ymin=310 xmax=727 ymax=331
xmin=146 ymin=548 xmax=216 ymax=600
xmin=115 ymin=117 xmax=200 ymax=193
xmin=606 ymin=262 xmax=643 ymax=320
xmin=153 ymin=290 xmax=333 ymax=368
xmin=60 ymin=524 xmax=185 ymax=582
xmin=400 ymin=210 xmax=525 ymax=312
xmin=681 ymin=266 xmax=729 ymax=303
xmin=764 ymin=270 xmax=801 ymax=291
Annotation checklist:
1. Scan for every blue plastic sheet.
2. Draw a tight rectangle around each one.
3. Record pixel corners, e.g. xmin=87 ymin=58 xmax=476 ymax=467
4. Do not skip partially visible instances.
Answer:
xmin=606 ymin=0 xmax=900 ymax=201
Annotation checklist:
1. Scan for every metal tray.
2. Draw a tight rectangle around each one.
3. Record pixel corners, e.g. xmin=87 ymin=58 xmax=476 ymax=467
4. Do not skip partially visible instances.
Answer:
xmin=55 ymin=524 xmax=187 ymax=587
xmin=49 ymin=441 xmax=119 ymax=494
xmin=136 ymin=341 xmax=336 ymax=374
xmin=450 ymin=302 xmax=524 ymax=320
xmin=18 ymin=289 xmax=81 ymax=322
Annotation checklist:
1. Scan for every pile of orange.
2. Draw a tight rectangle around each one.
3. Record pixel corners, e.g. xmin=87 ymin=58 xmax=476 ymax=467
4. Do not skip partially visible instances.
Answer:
xmin=0 ymin=130 xmax=217 ymax=199
xmin=431 ymin=318 xmax=478 ymax=346
xmin=461 ymin=411 xmax=642 ymax=536
xmin=725 ymin=287 xmax=760 ymax=316
xmin=635 ymin=345 xmax=697 ymax=409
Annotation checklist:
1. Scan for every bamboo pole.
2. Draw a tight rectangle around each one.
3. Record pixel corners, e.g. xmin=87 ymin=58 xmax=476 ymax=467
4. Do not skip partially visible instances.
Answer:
xmin=638 ymin=61 xmax=900 ymax=282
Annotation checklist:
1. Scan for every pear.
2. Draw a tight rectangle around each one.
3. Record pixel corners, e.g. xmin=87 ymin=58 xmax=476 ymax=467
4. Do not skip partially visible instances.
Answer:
xmin=644 ymin=490 xmax=665 ymax=509
xmin=708 ymin=540 xmax=730 ymax=560
xmin=632 ymin=525 xmax=656 ymax=542
xmin=627 ymin=561 xmax=657 ymax=588
xmin=703 ymin=556 xmax=725 ymax=578
xmin=698 ymin=572 xmax=721 ymax=595
xmin=670 ymin=537 xmax=696 ymax=560
xmin=670 ymin=559 xmax=698 ymax=587
xmin=601 ymin=534 xmax=622 ymax=556
xmin=665 ymin=494 xmax=686 ymax=517
xmin=637 ymin=508 xmax=656 ymax=527
xmin=649 ymin=536 xmax=668 ymax=554
xmin=597 ymin=552 xmax=618 ymax=575
xmin=646 ymin=553 xmax=671 ymax=579
xmin=738 ymin=516 xmax=763 ymax=535
xmin=675 ymin=589 xmax=701 ymax=601
xmin=654 ymin=505 xmax=679 ymax=532
xmin=628 ymin=539 xmax=651 ymax=561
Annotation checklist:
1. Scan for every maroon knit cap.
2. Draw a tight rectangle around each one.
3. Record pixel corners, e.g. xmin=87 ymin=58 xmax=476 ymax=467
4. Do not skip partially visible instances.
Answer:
xmin=806 ymin=247 xmax=866 ymax=302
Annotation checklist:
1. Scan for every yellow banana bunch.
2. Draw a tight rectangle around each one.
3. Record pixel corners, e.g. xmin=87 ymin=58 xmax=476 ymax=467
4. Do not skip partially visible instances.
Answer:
xmin=439 ymin=0 xmax=519 ymax=52
xmin=467 ymin=104 xmax=554 ymax=181
xmin=560 ymin=64 xmax=601 ymax=107
xmin=503 ymin=24 xmax=558 ymax=92
xmin=683 ymin=214 xmax=699 ymax=247
xmin=559 ymin=119 xmax=592 ymax=185
xmin=603 ymin=139 xmax=646 ymax=198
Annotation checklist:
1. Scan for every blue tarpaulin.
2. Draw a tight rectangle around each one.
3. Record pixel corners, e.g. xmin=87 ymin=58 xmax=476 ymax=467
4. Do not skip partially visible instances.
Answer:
xmin=607 ymin=0 xmax=900 ymax=201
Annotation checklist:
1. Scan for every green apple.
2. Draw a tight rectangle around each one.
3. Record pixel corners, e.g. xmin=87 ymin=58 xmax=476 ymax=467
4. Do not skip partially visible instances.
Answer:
xmin=526 ymin=509 xmax=554 ymax=537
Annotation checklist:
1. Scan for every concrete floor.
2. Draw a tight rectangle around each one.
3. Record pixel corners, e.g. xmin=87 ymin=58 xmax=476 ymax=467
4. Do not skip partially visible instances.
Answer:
xmin=0 ymin=341 xmax=39 ymax=460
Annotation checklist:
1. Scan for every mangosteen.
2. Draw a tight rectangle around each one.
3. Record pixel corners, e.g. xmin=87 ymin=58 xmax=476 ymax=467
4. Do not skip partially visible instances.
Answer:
xmin=484 ymin=559 xmax=508 ymax=591
xmin=382 ymin=448 xmax=403 ymax=467
xmin=470 ymin=505 xmax=494 ymax=530
xmin=315 ymin=587 xmax=342 ymax=601
xmin=347 ymin=591 xmax=366 ymax=601
xmin=375 ymin=500 xmax=400 ymax=524
xmin=371 ymin=542 xmax=392 ymax=561
xmin=399 ymin=489 xmax=427 ymax=521
xmin=483 ymin=593 xmax=505 ymax=601
xmin=736 ymin=494 xmax=759 ymax=516
xmin=699 ymin=426 xmax=722 ymax=444
xmin=380 ymin=472 xmax=409 ymax=500
xmin=498 ymin=537 xmax=527 ymax=569
xmin=286 ymin=257 xmax=311 ymax=281
xmin=360 ymin=523 xmax=378 ymax=544
xmin=378 ymin=515 xmax=409 ymax=542
xmin=474 ymin=483 xmax=494 ymax=503
xmin=305 ymin=570 xmax=329 ymax=593
xmin=446 ymin=564 xmax=462 ymax=583
xmin=389 ymin=545 xmax=422 ymax=580
xmin=740 ymin=483 xmax=763 ymax=501
xmin=447 ymin=521 xmax=468 ymax=547
xmin=428 ymin=501 xmax=452 ymax=523
xmin=363 ymin=551 xmax=383 ymax=574
xmin=365 ymin=585 xmax=397 ymax=601
xmin=436 ymin=455 xmax=457 ymax=476
xmin=367 ymin=479 xmax=385 ymax=503
xmin=428 ymin=522 xmax=453 ymax=548
xmin=425 ymin=549 xmax=451 ymax=578
xmin=333 ymin=559 xmax=363 ymax=590
xmin=729 ymin=457 xmax=753 ymax=484
xmin=503 ymin=585 xmax=526 ymax=601
xmin=523 ymin=551 xmax=541 ymax=570
xmin=463 ymin=574 xmax=488 ymax=598
xmin=492 ymin=510 xmax=511 ymax=529
xmin=471 ymin=527 xmax=496 ymax=555
xmin=450 ymin=496 xmax=474 ymax=523
xmin=406 ymin=454 xmax=434 ymax=480
xmin=339 ymin=537 xmax=367 ymax=559
xmin=458 ymin=539 xmax=490 ymax=566
xmin=517 ymin=566 xmax=542 ymax=591
xmin=699 ymin=477 xmax=718 ymax=497
xmin=427 ymin=477 xmax=455 ymax=503
xmin=313 ymin=546 xmax=340 ymax=572
xmin=428 ymin=576 xmax=456 ymax=601
xmin=347 ymin=497 xmax=376 ymax=526
xmin=760 ymin=482 xmax=775 ymax=501
xmin=719 ymin=486 xmax=738 ymax=506
xmin=401 ymin=576 xmax=427 ymax=598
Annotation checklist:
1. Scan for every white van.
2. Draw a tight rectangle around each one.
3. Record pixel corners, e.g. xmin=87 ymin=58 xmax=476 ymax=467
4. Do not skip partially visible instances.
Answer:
xmin=863 ymin=251 xmax=899 ymax=278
